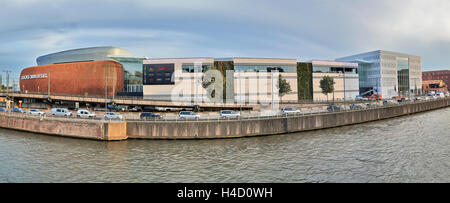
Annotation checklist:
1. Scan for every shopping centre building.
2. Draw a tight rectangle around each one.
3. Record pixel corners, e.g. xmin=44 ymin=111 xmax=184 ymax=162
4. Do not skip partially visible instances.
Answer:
xmin=20 ymin=47 xmax=425 ymax=103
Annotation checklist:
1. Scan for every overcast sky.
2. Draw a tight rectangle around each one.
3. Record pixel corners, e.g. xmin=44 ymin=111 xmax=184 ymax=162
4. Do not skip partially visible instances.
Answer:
xmin=1 ymin=0 xmax=450 ymax=80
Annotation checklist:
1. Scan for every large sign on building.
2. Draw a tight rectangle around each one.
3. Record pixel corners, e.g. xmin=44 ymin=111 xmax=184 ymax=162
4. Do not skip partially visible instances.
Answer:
xmin=143 ymin=64 xmax=175 ymax=85
xmin=21 ymin=74 xmax=48 ymax=80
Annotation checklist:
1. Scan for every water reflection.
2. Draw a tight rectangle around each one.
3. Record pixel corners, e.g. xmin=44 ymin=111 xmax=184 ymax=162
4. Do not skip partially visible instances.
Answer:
xmin=0 ymin=108 xmax=449 ymax=182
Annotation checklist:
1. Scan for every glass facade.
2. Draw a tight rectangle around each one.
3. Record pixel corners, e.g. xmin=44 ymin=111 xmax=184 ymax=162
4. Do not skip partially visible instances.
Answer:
xmin=109 ymin=56 xmax=144 ymax=93
xmin=397 ymin=57 xmax=410 ymax=96
xmin=357 ymin=63 xmax=370 ymax=89
xmin=234 ymin=65 xmax=296 ymax=73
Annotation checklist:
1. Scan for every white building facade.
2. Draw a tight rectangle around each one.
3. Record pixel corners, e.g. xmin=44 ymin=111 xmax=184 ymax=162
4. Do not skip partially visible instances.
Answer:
xmin=310 ymin=60 xmax=359 ymax=102
xmin=336 ymin=50 xmax=422 ymax=99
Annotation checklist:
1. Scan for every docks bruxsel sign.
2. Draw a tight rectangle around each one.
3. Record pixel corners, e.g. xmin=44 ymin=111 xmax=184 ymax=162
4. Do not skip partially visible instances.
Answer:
xmin=21 ymin=74 xmax=48 ymax=80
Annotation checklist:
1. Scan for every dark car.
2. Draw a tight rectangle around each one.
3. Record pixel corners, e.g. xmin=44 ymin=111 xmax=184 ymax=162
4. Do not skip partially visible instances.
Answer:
xmin=140 ymin=112 xmax=163 ymax=120
xmin=327 ymin=105 xmax=341 ymax=112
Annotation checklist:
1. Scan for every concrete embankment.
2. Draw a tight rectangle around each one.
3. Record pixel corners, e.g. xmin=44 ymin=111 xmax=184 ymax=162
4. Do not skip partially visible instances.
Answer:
xmin=0 ymin=113 xmax=127 ymax=141
xmin=0 ymin=98 xmax=449 ymax=140
xmin=127 ymin=98 xmax=450 ymax=139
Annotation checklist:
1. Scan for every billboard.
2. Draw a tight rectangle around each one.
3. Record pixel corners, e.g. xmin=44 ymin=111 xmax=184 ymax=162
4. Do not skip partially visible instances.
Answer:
xmin=143 ymin=64 xmax=175 ymax=85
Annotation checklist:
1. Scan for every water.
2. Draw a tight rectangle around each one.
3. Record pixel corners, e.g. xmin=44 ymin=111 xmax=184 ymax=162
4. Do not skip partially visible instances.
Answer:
xmin=0 ymin=108 xmax=449 ymax=183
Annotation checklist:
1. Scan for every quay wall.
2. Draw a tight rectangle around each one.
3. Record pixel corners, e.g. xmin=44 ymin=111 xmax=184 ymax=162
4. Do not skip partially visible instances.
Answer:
xmin=0 ymin=113 xmax=127 ymax=141
xmin=0 ymin=98 xmax=448 ymax=141
xmin=126 ymin=98 xmax=450 ymax=139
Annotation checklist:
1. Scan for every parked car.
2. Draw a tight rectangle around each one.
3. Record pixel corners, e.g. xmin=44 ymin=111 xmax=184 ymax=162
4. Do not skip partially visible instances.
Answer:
xmin=77 ymin=109 xmax=96 ymax=118
xmin=103 ymin=112 xmax=123 ymax=120
xmin=366 ymin=102 xmax=380 ymax=107
xmin=436 ymin=92 xmax=445 ymax=98
xmin=11 ymin=108 xmax=25 ymax=113
xmin=130 ymin=106 xmax=142 ymax=112
xmin=281 ymin=107 xmax=301 ymax=115
xmin=140 ymin=112 xmax=163 ymax=120
xmin=179 ymin=111 xmax=200 ymax=120
xmin=51 ymin=108 xmax=72 ymax=117
xmin=327 ymin=105 xmax=341 ymax=112
xmin=383 ymin=100 xmax=397 ymax=105
xmin=355 ymin=96 xmax=369 ymax=101
xmin=350 ymin=104 xmax=363 ymax=110
xmin=220 ymin=110 xmax=240 ymax=119
xmin=28 ymin=109 xmax=46 ymax=115
xmin=0 ymin=108 xmax=8 ymax=112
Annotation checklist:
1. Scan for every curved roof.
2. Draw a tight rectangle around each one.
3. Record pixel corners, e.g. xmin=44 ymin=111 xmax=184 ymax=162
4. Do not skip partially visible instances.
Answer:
xmin=36 ymin=46 xmax=136 ymax=65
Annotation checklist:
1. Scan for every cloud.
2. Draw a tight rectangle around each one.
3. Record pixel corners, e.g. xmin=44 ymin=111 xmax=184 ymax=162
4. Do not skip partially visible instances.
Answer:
xmin=1 ymin=0 xmax=450 ymax=81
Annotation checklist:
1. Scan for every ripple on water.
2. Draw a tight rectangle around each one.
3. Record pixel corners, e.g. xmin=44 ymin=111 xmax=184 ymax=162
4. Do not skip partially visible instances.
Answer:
xmin=0 ymin=108 xmax=449 ymax=182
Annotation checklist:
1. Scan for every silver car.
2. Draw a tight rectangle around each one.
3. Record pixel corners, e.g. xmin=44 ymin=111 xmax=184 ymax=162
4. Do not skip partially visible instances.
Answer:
xmin=51 ymin=108 xmax=72 ymax=117
xmin=281 ymin=107 xmax=301 ymax=115
xmin=103 ymin=112 xmax=123 ymax=120
xmin=28 ymin=109 xmax=46 ymax=115
xmin=179 ymin=111 xmax=200 ymax=120
xmin=220 ymin=110 xmax=240 ymax=119
xmin=77 ymin=109 xmax=96 ymax=118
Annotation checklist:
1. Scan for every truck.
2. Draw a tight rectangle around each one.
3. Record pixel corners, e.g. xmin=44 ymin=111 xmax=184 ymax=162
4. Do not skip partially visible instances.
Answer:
xmin=356 ymin=89 xmax=381 ymax=101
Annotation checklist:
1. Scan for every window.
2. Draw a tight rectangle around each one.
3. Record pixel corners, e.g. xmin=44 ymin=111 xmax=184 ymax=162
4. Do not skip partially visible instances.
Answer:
xmin=182 ymin=65 xmax=212 ymax=73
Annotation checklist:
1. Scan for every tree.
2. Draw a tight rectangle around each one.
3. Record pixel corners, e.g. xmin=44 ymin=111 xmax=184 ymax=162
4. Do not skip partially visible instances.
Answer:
xmin=320 ymin=76 xmax=335 ymax=102
xmin=278 ymin=75 xmax=292 ymax=101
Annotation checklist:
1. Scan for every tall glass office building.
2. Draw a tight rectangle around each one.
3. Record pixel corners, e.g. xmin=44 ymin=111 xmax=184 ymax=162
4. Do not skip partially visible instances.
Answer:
xmin=336 ymin=50 xmax=422 ymax=99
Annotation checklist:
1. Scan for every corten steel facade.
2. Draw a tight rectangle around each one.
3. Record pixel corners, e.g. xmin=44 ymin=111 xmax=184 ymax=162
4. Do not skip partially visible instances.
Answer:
xmin=20 ymin=61 xmax=124 ymax=97
xmin=422 ymin=70 xmax=450 ymax=89
xmin=36 ymin=46 xmax=145 ymax=95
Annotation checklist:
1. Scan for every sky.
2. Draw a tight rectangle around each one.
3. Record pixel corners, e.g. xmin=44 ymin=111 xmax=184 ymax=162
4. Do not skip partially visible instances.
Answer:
xmin=1 ymin=0 xmax=450 ymax=81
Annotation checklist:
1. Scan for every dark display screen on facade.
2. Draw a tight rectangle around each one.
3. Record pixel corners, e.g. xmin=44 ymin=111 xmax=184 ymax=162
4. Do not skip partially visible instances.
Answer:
xmin=143 ymin=64 xmax=175 ymax=85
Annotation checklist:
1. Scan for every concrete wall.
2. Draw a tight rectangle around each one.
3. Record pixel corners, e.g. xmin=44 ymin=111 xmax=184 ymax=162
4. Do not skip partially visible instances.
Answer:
xmin=0 ymin=113 xmax=127 ymax=141
xmin=1 ymin=98 xmax=448 ymax=141
xmin=127 ymin=98 xmax=450 ymax=139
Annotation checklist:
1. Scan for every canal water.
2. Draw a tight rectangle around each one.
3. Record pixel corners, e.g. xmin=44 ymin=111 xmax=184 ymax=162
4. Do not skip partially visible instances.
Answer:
xmin=0 ymin=108 xmax=449 ymax=183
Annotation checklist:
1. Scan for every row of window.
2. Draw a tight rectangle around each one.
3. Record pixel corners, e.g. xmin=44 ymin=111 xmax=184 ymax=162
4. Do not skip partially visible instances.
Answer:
xmin=181 ymin=65 xmax=212 ymax=73
xmin=234 ymin=65 xmax=296 ymax=73
xmin=312 ymin=66 xmax=358 ymax=74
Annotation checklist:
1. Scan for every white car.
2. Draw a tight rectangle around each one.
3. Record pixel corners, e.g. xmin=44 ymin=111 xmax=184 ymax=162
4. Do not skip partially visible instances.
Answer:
xmin=51 ymin=108 xmax=72 ymax=117
xmin=28 ymin=109 xmax=46 ymax=115
xmin=77 ymin=109 xmax=96 ymax=118
xmin=179 ymin=111 xmax=200 ymax=120
xmin=281 ymin=107 xmax=301 ymax=115
xmin=103 ymin=112 xmax=123 ymax=120
xmin=220 ymin=110 xmax=240 ymax=119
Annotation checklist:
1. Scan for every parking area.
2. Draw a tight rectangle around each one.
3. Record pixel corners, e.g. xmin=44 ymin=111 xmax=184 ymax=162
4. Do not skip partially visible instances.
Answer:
xmin=1 ymin=95 xmax=448 ymax=121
